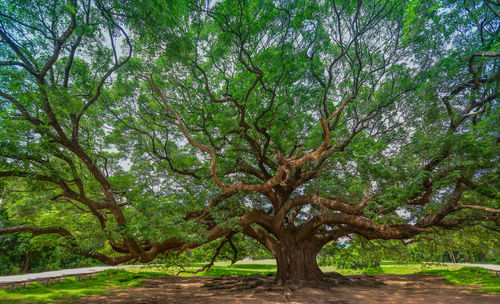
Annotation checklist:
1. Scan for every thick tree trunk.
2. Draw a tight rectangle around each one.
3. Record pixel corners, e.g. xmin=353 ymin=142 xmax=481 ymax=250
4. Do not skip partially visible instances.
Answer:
xmin=274 ymin=243 xmax=323 ymax=282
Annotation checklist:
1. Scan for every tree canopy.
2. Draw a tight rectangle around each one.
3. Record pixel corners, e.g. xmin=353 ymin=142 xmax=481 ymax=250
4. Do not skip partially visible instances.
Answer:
xmin=0 ymin=0 xmax=499 ymax=281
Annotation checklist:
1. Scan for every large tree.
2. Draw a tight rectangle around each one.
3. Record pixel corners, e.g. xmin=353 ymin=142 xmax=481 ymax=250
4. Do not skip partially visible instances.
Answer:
xmin=1 ymin=0 xmax=499 ymax=282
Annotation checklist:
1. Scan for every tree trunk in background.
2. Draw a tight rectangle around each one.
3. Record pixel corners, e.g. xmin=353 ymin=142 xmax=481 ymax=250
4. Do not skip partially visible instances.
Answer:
xmin=449 ymin=251 xmax=456 ymax=263
xmin=22 ymin=251 xmax=32 ymax=273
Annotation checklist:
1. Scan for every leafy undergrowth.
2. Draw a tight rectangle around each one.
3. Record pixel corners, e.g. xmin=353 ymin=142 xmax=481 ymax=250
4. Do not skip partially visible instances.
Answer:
xmin=0 ymin=269 xmax=164 ymax=303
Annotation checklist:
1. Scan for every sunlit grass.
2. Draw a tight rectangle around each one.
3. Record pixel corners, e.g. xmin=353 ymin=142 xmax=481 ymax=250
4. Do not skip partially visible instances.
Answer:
xmin=178 ymin=261 xmax=277 ymax=277
xmin=419 ymin=267 xmax=500 ymax=293
xmin=336 ymin=263 xmax=464 ymax=275
xmin=0 ymin=261 xmax=498 ymax=303
xmin=327 ymin=264 xmax=499 ymax=293
xmin=0 ymin=269 xmax=164 ymax=303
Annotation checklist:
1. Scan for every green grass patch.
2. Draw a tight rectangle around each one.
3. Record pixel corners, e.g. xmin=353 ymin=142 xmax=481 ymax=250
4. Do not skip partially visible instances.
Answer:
xmin=419 ymin=267 xmax=500 ymax=293
xmin=325 ymin=264 xmax=499 ymax=293
xmin=178 ymin=262 xmax=277 ymax=277
xmin=378 ymin=261 xmax=418 ymax=266
xmin=334 ymin=263 xmax=463 ymax=275
xmin=0 ymin=269 xmax=165 ymax=303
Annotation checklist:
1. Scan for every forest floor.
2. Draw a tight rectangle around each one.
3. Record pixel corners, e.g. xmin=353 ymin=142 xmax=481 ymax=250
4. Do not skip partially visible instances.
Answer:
xmin=77 ymin=273 xmax=500 ymax=304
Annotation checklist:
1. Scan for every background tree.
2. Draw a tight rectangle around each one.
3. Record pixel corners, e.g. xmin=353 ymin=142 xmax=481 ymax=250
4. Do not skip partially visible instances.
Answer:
xmin=1 ymin=0 xmax=499 ymax=282
xmin=0 ymin=0 xmax=191 ymax=266
xmin=317 ymin=224 xmax=500 ymax=269
xmin=0 ymin=207 xmax=99 ymax=275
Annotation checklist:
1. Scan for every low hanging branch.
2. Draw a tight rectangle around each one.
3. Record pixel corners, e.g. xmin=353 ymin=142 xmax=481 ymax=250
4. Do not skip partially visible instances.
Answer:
xmin=468 ymin=51 xmax=500 ymax=89
xmin=459 ymin=205 xmax=500 ymax=214
xmin=0 ymin=225 xmax=73 ymax=237
xmin=176 ymin=233 xmax=237 ymax=275
xmin=0 ymin=225 xmax=136 ymax=265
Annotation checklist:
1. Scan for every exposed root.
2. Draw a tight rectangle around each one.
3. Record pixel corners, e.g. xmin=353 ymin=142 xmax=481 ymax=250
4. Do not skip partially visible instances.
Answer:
xmin=202 ymin=272 xmax=385 ymax=297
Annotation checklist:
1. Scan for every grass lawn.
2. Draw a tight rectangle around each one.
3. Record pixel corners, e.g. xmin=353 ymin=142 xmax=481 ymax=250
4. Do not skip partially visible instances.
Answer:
xmin=0 ymin=269 xmax=164 ymax=304
xmin=419 ymin=267 xmax=500 ymax=293
xmin=0 ymin=260 xmax=498 ymax=303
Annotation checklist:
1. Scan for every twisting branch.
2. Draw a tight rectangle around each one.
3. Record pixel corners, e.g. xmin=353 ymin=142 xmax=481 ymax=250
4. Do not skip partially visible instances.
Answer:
xmin=176 ymin=233 xmax=235 ymax=275
xmin=459 ymin=205 xmax=500 ymax=213
xmin=0 ymin=225 xmax=73 ymax=237
xmin=146 ymin=72 xmax=353 ymax=199
xmin=0 ymin=27 xmax=39 ymax=76
xmin=468 ymin=51 xmax=500 ymax=89
xmin=73 ymin=1 xmax=133 ymax=140
xmin=417 ymin=184 xmax=461 ymax=228
xmin=0 ymin=90 xmax=42 ymax=125
xmin=38 ymin=0 xmax=77 ymax=79
xmin=0 ymin=225 xmax=135 ymax=265
xmin=146 ymin=74 xmax=227 ymax=190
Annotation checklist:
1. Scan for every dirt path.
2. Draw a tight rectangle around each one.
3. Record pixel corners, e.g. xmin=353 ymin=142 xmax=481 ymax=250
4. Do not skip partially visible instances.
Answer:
xmin=77 ymin=274 xmax=499 ymax=304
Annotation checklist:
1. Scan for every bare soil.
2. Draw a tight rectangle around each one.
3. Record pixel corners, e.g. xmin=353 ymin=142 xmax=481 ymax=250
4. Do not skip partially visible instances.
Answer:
xmin=77 ymin=273 xmax=500 ymax=304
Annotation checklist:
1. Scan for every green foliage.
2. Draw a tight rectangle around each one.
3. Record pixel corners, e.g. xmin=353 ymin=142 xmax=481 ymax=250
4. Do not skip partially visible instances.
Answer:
xmin=0 ymin=0 xmax=499 ymax=276
xmin=406 ymin=226 xmax=500 ymax=263
xmin=318 ymin=237 xmax=406 ymax=269
xmin=0 ymin=208 xmax=100 ymax=275
xmin=186 ymin=234 xmax=273 ymax=263
xmin=318 ymin=225 xmax=500 ymax=269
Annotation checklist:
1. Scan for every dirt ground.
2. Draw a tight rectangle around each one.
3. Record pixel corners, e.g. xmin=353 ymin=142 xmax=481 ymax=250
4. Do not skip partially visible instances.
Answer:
xmin=77 ymin=274 xmax=500 ymax=304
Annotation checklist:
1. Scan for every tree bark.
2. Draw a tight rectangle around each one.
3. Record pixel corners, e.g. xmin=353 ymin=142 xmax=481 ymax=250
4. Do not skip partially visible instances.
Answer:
xmin=22 ymin=251 xmax=32 ymax=273
xmin=274 ymin=242 xmax=324 ymax=282
xmin=448 ymin=251 xmax=456 ymax=263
